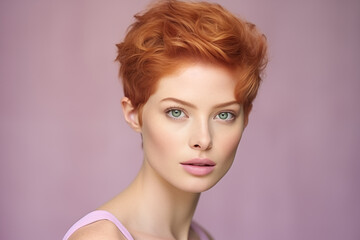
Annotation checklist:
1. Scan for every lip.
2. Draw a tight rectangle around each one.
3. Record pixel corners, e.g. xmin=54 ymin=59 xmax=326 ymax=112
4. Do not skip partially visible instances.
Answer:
xmin=180 ymin=158 xmax=216 ymax=176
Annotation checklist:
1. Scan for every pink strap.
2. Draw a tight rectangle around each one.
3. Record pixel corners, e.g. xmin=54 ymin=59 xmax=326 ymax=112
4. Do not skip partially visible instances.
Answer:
xmin=63 ymin=210 xmax=134 ymax=240
xmin=63 ymin=210 xmax=209 ymax=240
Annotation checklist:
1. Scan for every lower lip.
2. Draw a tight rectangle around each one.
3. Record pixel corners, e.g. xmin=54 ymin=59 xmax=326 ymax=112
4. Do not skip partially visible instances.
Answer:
xmin=181 ymin=164 xmax=215 ymax=176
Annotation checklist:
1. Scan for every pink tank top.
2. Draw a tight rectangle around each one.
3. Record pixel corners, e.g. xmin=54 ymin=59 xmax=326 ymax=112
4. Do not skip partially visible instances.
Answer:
xmin=63 ymin=210 xmax=209 ymax=240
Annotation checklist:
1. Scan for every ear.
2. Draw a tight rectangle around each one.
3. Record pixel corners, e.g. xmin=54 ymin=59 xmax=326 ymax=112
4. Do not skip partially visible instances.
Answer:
xmin=121 ymin=97 xmax=141 ymax=132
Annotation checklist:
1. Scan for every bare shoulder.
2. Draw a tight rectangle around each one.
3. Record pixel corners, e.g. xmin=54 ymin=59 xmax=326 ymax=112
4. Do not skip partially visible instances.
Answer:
xmin=68 ymin=220 xmax=127 ymax=240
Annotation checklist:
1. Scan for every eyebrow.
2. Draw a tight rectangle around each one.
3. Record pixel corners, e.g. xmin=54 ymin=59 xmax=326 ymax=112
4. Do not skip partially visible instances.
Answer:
xmin=160 ymin=97 xmax=240 ymax=109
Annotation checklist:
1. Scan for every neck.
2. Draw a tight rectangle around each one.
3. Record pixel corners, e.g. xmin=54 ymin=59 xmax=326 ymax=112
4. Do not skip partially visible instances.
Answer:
xmin=102 ymin=161 xmax=201 ymax=240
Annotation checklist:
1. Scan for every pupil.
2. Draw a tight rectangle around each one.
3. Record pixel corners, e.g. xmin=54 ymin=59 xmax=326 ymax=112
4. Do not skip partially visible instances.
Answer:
xmin=173 ymin=110 xmax=181 ymax=117
xmin=220 ymin=113 xmax=228 ymax=119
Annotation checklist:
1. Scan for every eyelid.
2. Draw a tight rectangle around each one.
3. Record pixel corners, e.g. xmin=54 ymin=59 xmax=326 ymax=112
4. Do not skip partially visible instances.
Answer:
xmin=214 ymin=110 xmax=237 ymax=121
xmin=165 ymin=106 xmax=189 ymax=119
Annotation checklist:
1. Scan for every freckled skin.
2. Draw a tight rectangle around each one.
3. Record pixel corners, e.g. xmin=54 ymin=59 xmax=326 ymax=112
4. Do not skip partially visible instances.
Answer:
xmin=139 ymin=62 xmax=245 ymax=193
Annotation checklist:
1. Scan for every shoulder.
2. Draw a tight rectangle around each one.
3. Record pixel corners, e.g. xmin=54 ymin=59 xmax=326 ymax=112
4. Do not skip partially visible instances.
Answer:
xmin=68 ymin=220 xmax=127 ymax=240
xmin=199 ymin=226 xmax=214 ymax=240
xmin=191 ymin=221 xmax=214 ymax=240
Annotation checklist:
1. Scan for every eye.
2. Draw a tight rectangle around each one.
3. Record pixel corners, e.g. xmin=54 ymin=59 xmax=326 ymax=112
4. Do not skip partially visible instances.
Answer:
xmin=215 ymin=112 xmax=235 ymax=121
xmin=166 ymin=108 xmax=187 ymax=119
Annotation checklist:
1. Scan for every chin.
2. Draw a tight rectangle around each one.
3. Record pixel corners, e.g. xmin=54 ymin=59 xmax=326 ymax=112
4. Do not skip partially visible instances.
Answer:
xmin=175 ymin=176 xmax=223 ymax=193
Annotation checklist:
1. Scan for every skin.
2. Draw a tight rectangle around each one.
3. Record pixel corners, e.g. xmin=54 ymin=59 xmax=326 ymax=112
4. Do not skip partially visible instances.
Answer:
xmin=70 ymin=62 xmax=246 ymax=240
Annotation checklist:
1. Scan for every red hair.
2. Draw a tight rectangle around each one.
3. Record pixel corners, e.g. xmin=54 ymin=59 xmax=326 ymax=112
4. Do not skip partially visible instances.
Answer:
xmin=116 ymin=0 xmax=267 ymax=125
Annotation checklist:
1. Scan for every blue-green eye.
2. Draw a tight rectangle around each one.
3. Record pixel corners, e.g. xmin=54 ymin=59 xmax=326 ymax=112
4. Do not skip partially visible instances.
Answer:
xmin=167 ymin=109 xmax=186 ymax=119
xmin=216 ymin=112 xmax=235 ymax=121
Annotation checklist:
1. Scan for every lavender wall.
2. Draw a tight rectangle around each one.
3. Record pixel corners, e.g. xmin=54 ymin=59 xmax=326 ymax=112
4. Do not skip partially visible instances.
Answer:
xmin=1 ymin=0 xmax=359 ymax=239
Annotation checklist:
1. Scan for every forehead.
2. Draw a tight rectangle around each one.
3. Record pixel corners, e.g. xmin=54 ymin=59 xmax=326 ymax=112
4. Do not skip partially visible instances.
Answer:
xmin=152 ymin=62 xmax=238 ymax=101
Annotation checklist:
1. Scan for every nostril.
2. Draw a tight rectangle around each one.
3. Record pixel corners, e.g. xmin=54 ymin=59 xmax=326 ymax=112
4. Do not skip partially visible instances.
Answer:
xmin=194 ymin=144 xmax=201 ymax=148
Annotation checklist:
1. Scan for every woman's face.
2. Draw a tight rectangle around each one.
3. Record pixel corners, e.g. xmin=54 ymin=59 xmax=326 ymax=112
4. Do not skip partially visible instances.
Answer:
xmin=139 ymin=62 xmax=245 ymax=193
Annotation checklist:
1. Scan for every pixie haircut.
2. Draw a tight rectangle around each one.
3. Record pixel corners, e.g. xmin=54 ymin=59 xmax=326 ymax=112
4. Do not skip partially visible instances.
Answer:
xmin=116 ymin=0 xmax=267 ymax=125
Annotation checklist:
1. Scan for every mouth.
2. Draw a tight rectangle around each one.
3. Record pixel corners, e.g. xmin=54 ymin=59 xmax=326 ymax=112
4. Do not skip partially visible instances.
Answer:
xmin=180 ymin=158 xmax=216 ymax=176
xmin=181 ymin=158 xmax=216 ymax=166
xmin=181 ymin=163 xmax=215 ymax=166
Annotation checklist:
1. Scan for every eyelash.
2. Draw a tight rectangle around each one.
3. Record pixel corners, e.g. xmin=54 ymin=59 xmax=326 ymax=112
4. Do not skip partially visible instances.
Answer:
xmin=165 ymin=106 xmax=188 ymax=119
xmin=165 ymin=107 xmax=237 ymax=122
xmin=214 ymin=111 xmax=236 ymax=121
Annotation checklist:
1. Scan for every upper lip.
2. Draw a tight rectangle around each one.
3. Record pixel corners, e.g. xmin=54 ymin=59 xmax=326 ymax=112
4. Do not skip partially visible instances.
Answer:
xmin=180 ymin=158 xmax=216 ymax=166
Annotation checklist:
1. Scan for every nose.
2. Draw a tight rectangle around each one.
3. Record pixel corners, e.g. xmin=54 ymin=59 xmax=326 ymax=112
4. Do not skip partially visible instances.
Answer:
xmin=189 ymin=118 xmax=213 ymax=151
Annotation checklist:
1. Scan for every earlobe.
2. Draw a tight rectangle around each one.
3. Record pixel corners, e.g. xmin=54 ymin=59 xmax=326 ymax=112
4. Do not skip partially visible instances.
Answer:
xmin=121 ymin=97 xmax=141 ymax=132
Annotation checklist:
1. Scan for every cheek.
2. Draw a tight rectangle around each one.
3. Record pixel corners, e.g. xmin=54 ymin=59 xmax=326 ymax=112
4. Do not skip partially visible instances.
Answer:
xmin=142 ymin=122 xmax=166 ymax=156
xmin=217 ymin=129 xmax=243 ymax=160
xmin=141 ymin=118 xmax=182 ymax=159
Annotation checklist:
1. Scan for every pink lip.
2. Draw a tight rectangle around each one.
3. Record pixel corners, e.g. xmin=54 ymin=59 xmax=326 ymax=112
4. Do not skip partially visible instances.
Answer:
xmin=180 ymin=158 xmax=216 ymax=176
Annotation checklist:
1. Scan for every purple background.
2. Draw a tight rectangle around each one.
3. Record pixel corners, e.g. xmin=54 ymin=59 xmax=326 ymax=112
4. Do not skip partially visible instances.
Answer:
xmin=1 ymin=0 xmax=359 ymax=239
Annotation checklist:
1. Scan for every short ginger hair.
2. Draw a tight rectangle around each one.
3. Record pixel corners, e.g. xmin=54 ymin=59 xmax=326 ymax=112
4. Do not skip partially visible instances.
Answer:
xmin=116 ymin=0 xmax=267 ymax=125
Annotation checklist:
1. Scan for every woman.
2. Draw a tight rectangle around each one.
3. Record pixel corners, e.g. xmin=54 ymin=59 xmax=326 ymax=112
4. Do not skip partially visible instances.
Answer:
xmin=64 ymin=0 xmax=267 ymax=239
